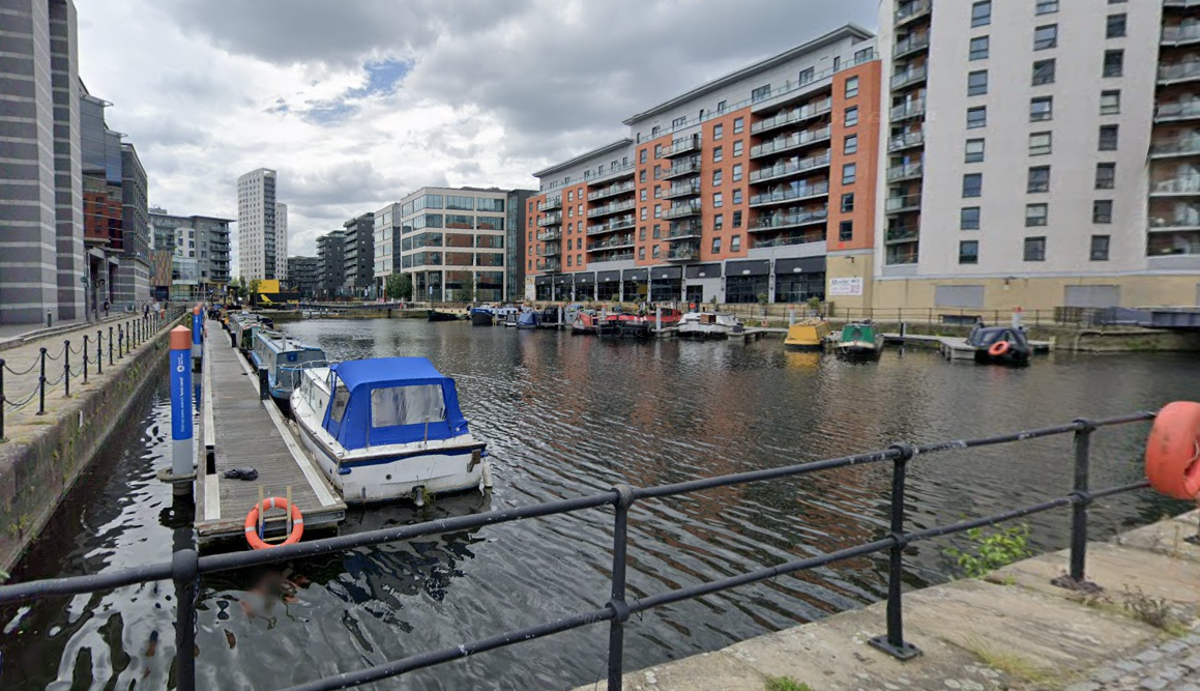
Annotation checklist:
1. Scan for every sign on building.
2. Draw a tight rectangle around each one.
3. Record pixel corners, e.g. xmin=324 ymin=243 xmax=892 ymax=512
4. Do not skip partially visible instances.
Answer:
xmin=829 ymin=277 xmax=863 ymax=296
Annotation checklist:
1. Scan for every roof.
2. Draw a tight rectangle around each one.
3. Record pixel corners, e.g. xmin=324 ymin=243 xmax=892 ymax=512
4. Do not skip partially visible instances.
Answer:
xmin=332 ymin=357 xmax=449 ymax=391
xmin=533 ymin=139 xmax=635 ymax=179
xmin=623 ymin=24 xmax=874 ymax=125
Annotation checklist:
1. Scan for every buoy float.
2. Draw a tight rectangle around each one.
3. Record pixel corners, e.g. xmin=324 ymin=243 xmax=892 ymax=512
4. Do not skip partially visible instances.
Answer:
xmin=1145 ymin=401 xmax=1200 ymax=500
xmin=988 ymin=340 xmax=1011 ymax=357
xmin=244 ymin=497 xmax=304 ymax=550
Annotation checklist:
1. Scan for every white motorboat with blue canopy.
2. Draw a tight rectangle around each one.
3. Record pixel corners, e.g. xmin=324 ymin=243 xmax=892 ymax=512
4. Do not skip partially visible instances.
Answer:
xmin=290 ymin=357 xmax=492 ymax=504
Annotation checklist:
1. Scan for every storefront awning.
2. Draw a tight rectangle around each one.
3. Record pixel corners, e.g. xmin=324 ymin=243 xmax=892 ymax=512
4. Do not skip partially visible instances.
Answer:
xmin=574 ymin=272 xmax=596 ymax=285
xmin=598 ymin=270 xmax=621 ymax=283
xmin=534 ymin=275 xmax=552 ymax=286
xmin=623 ymin=268 xmax=648 ymax=281
xmin=554 ymin=274 xmax=572 ymax=285
xmin=651 ymin=266 xmax=682 ymax=280
xmin=775 ymin=257 xmax=827 ymax=274
xmin=685 ymin=263 xmax=721 ymax=279
xmin=726 ymin=260 xmax=770 ymax=277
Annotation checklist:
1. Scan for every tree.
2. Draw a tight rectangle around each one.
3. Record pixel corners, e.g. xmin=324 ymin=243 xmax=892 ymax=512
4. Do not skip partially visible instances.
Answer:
xmin=384 ymin=273 xmax=412 ymax=301
xmin=398 ymin=273 xmax=413 ymax=301
xmin=454 ymin=280 xmax=475 ymax=304
xmin=248 ymin=279 xmax=262 ymax=296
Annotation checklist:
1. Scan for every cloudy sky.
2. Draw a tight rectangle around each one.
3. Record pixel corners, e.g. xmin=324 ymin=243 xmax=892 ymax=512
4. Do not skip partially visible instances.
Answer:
xmin=78 ymin=0 xmax=877 ymax=266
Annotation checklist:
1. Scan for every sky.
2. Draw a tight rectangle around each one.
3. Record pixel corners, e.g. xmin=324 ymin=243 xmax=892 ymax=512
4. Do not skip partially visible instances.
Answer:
xmin=77 ymin=0 xmax=878 ymax=267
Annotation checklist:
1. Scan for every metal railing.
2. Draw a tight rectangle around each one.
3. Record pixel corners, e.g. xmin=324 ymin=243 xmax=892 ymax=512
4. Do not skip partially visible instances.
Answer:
xmin=751 ymin=99 xmax=833 ymax=135
xmin=749 ymin=152 xmax=831 ymax=184
xmin=893 ymin=32 xmax=930 ymax=58
xmin=890 ymin=99 xmax=926 ymax=121
xmin=891 ymin=65 xmax=928 ymax=90
xmin=1162 ymin=23 xmax=1200 ymax=44
xmin=826 ymin=305 xmax=1107 ymax=327
xmin=749 ymin=208 xmax=828 ymax=231
xmin=1160 ymin=61 xmax=1200 ymax=83
xmin=750 ymin=233 xmax=826 ymax=249
xmin=750 ymin=182 xmax=831 ymax=207
xmin=888 ymin=129 xmax=925 ymax=152
xmin=1156 ymin=100 xmax=1200 ymax=122
xmin=0 ymin=410 xmax=1161 ymax=690
xmin=750 ymin=126 xmax=832 ymax=159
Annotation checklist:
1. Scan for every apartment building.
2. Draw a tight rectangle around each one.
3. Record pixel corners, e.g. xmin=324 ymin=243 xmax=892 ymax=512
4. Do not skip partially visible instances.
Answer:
xmin=148 ymin=209 xmax=233 ymax=300
xmin=236 ymin=168 xmax=280 ymax=281
xmin=373 ymin=202 xmax=402 ymax=294
xmin=873 ymin=0 xmax=1199 ymax=312
xmin=525 ymin=25 xmax=879 ymax=305
xmin=316 ymin=230 xmax=346 ymax=298
xmin=287 ymin=256 xmax=319 ymax=297
xmin=342 ymin=212 xmax=375 ymax=297
xmin=396 ymin=187 xmax=511 ymax=302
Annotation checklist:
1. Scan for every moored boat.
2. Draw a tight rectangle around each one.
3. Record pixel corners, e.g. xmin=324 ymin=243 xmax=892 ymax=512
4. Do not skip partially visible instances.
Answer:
xmin=571 ymin=310 xmax=599 ymax=335
xmin=677 ymin=312 xmax=744 ymax=340
xmin=784 ymin=319 xmax=831 ymax=352
xmin=835 ymin=321 xmax=884 ymax=361
xmin=290 ymin=357 xmax=492 ymax=504
xmin=428 ymin=309 xmax=461 ymax=322
xmin=249 ymin=329 xmax=327 ymax=404
xmin=965 ymin=323 xmax=1032 ymax=366
xmin=516 ymin=310 xmax=539 ymax=330
xmin=470 ymin=307 xmax=495 ymax=326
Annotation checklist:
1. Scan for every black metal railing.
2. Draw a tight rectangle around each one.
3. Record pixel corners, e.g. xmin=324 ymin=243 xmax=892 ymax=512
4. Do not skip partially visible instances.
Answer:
xmin=0 ymin=410 xmax=1161 ymax=690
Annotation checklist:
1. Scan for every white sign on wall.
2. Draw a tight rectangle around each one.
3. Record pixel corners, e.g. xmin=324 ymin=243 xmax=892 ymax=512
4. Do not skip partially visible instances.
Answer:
xmin=829 ymin=277 xmax=863 ymax=297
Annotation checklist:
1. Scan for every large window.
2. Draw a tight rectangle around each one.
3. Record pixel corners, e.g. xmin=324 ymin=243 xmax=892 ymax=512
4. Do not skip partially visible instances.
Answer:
xmin=752 ymin=84 xmax=772 ymax=102
xmin=1030 ymin=96 xmax=1053 ymax=122
xmin=411 ymin=213 xmax=443 ymax=230
xmin=1106 ymin=13 xmax=1126 ymax=39
xmin=476 ymin=197 xmax=505 ymax=213
xmin=1095 ymin=163 xmax=1116 ymax=189
xmin=1099 ymin=125 xmax=1119 ymax=151
xmin=1024 ymin=237 xmax=1046 ymax=261
xmin=475 ymin=216 xmax=505 ymax=230
xmin=1103 ymin=50 xmax=1124 ymax=78
xmin=1093 ymin=200 xmax=1113 ymax=224
xmin=1090 ymin=235 xmax=1110 ymax=261
xmin=967 ymin=70 xmax=989 ymax=96
xmin=967 ymin=107 xmax=987 ymax=129
xmin=959 ymin=241 xmax=979 ymax=264
xmin=371 ymin=385 xmax=446 ymax=427
xmin=963 ymin=173 xmax=983 ymax=198
xmin=445 ymin=214 xmax=473 ymax=229
xmin=965 ymin=138 xmax=986 ymax=163
xmin=961 ymin=207 xmax=981 ymax=230
xmin=1027 ymin=166 xmax=1051 ymax=193
xmin=1100 ymin=90 xmax=1121 ymax=115
xmin=445 ymin=195 xmax=475 ymax=211
xmin=1036 ymin=0 xmax=1058 ymax=14
xmin=1026 ymin=203 xmax=1049 ymax=227
xmin=1029 ymin=131 xmax=1053 ymax=156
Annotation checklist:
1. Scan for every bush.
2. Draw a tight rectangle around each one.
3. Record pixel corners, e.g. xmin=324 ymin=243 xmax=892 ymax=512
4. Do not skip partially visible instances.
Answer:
xmin=945 ymin=524 xmax=1033 ymax=579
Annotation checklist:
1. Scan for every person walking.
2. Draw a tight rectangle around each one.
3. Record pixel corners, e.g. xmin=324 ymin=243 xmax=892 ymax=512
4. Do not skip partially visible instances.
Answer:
xmin=103 ymin=299 xmax=110 ymax=318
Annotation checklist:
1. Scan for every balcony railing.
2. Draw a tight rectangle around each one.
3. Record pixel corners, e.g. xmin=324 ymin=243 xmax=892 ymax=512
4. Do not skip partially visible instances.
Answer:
xmin=540 ymin=259 xmax=562 ymax=272
xmin=895 ymin=0 xmax=932 ymax=25
xmin=586 ymin=163 xmax=636 ymax=186
xmin=749 ymin=208 xmax=828 ymax=232
xmin=885 ymin=193 xmax=923 ymax=213
xmin=1163 ymin=24 xmax=1200 ymax=45
xmin=891 ymin=65 xmax=928 ymax=91
xmin=537 ymin=244 xmax=562 ymax=257
xmin=666 ymin=136 xmax=702 ymax=157
xmin=1150 ymin=138 xmax=1200 ymax=157
xmin=587 ymin=181 xmax=636 ymax=202
xmin=749 ymin=126 xmax=832 ymax=159
xmin=885 ymin=225 xmax=920 ymax=243
xmin=591 ymin=251 xmax=634 ymax=263
xmin=1156 ymin=101 xmax=1200 ymax=122
xmin=1165 ymin=0 xmax=1200 ymax=7
xmin=887 ymin=162 xmax=924 ymax=182
xmin=537 ymin=230 xmax=562 ymax=242
xmin=666 ymin=245 xmax=700 ymax=262
xmin=751 ymin=233 xmax=826 ymax=249
xmin=1160 ymin=62 xmax=1200 ymax=83
xmin=587 ymin=216 xmax=636 ymax=235
xmin=751 ymin=99 xmax=833 ymax=135
xmin=667 ymin=222 xmax=703 ymax=240
xmin=888 ymin=129 xmax=925 ymax=152
xmin=586 ymin=199 xmax=637 ymax=219
xmin=1148 ymin=217 xmax=1200 ymax=231
xmin=749 ymin=182 xmax=830 ymax=207
xmin=662 ymin=159 xmax=702 ymax=180
xmin=588 ymin=236 xmax=635 ymax=252
xmin=537 ymin=212 xmax=563 ymax=227
xmin=749 ymin=152 xmax=831 ymax=184
xmin=893 ymin=32 xmax=930 ymax=59
xmin=891 ymin=99 xmax=926 ymax=121
xmin=1152 ymin=176 xmax=1200 ymax=194
xmin=665 ymin=180 xmax=701 ymax=199
xmin=664 ymin=200 xmax=703 ymax=219
xmin=538 ymin=197 xmax=562 ymax=212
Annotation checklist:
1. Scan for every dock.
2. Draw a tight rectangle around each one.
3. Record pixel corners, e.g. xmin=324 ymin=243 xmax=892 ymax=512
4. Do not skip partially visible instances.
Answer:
xmin=194 ymin=320 xmax=346 ymax=546
xmin=882 ymin=332 xmax=1052 ymax=360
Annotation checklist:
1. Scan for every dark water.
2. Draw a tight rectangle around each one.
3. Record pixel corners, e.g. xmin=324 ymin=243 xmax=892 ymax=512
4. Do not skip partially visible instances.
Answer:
xmin=2 ymin=320 xmax=1194 ymax=690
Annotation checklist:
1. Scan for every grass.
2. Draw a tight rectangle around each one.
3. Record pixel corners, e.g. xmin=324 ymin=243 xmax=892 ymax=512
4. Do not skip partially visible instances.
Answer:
xmin=764 ymin=677 xmax=811 ymax=691
xmin=959 ymin=637 xmax=1057 ymax=687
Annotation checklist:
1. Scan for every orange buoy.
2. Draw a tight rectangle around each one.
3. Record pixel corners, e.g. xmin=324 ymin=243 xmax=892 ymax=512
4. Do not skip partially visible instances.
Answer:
xmin=988 ymin=340 xmax=1011 ymax=357
xmin=1145 ymin=401 xmax=1200 ymax=500
xmin=244 ymin=497 xmax=304 ymax=550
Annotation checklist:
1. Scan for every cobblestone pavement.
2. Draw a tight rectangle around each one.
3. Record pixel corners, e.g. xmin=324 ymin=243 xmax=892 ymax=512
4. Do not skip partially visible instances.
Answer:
xmin=1064 ymin=630 xmax=1200 ymax=691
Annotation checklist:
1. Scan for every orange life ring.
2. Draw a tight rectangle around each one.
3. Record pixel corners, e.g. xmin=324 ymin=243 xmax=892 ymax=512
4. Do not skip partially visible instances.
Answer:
xmin=988 ymin=341 xmax=1011 ymax=357
xmin=244 ymin=497 xmax=304 ymax=550
xmin=1145 ymin=401 xmax=1200 ymax=500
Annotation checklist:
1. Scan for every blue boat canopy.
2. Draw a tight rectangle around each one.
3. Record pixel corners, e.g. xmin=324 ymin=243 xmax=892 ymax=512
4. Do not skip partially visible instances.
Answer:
xmin=323 ymin=357 xmax=470 ymax=450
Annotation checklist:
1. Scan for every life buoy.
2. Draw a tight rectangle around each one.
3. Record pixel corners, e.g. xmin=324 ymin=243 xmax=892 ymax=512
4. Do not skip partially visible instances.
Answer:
xmin=244 ymin=497 xmax=304 ymax=550
xmin=1145 ymin=401 xmax=1200 ymax=500
xmin=988 ymin=341 xmax=1011 ymax=357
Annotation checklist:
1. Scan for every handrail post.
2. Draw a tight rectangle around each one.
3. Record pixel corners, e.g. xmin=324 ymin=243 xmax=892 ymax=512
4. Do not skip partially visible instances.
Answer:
xmin=63 ymin=340 xmax=70 ymax=398
xmin=108 ymin=326 xmax=114 ymax=366
xmin=870 ymin=443 xmax=921 ymax=660
xmin=1053 ymin=419 xmax=1101 ymax=592
xmin=172 ymin=548 xmax=198 ymax=691
xmin=37 ymin=347 xmax=46 ymax=415
xmin=606 ymin=485 xmax=635 ymax=691
xmin=96 ymin=330 xmax=103 ymax=375
xmin=259 ymin=367 xmax=269 ymax=401
xmin=0 ymin=358 xmax=6 ymax=441
xmin=83 ymin=335 xmax=89 ymax=384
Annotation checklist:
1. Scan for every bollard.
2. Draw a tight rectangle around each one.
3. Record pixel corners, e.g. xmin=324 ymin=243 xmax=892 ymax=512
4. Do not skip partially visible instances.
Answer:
xmin=258 ymin=367 xmax=269 ymax=401
xmin=108 ymin=326 xmax=114 ymax=366
xmin=191 ymin=305 xmax=203 ymax=371
xmin=46 ymin=310 xmax=51 ymax=328
xmin=83 ymin=335 xmax=89 ymax=384
xmin=63 ymin=340 xmax=70 ymax=398
xmin=0 ymin=358 xmax=5 ymax=440
xmin=37 ymin=347 xmax=46 ymax=415
xmin=899 ymin=322 xmax=907 ymax=339
xmin=169 ymin=327 xmax=194 ymax=498
xmin=96 ymin=330 xmax=103 ymax=374
xmin=655 ymin=305 xmax=662 ymax=334
xmin=118 ymin=324 xmax=124 ymax=359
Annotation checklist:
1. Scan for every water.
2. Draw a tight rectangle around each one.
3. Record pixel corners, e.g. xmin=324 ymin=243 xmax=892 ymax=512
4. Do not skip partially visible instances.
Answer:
xmin=2 ymin=320 xmax=1194 ymax=690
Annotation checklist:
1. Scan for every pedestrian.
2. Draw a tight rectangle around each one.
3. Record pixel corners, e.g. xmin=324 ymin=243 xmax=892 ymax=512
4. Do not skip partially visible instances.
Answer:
xmin=143 ymin=303 xmax=149 ymax=320
xmin=103 ymin=299 xmax=109 ymax=318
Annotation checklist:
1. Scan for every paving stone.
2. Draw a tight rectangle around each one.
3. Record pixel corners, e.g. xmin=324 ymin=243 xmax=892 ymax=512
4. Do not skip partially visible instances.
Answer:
xmin=1184 ymin=655 xmax=1200 ymax=671
xmin=1063 ymin=683 xmax=1100 ymax=691
xmin=1092 ymin=668 xmax=1121 ymax=683
xmin=1161 ymin=665 xmax=1188 ymax=682
xmin=1184 ymin=634 xmax=1200 ymax=646
xmin=1163 ymin=640 xmax=1191 ymax=654
xmin=1174 ymin=684 xmax=1200 ymax=691
xmin=1118 ymin=660 xmax=1147 ymax=673
xmin=1141 ymin=678 xmax=1169 ymax=691
xmin=1139 ymin=650 xmax=1167 ymax=664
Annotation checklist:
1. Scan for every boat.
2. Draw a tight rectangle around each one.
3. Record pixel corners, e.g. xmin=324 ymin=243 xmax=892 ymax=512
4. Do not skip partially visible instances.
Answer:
xmin=291 ymin=357 xmax=492 ymax=504
xmin=516 ymin=310 xmax=539 ymax=330
xmin=229 ymin=312 xmax=267 ymax=352
xmin=249 ymin=329 xmax=327 ymax=404
xmin=428 ymin=309 xmax=461 ymax=322
xmin=571 ymin=310 xmax=600 ymax=335
xmin=965 ymin=323 xmax=1033 ymax=366
xmin=784 ymin=319 xmax=831 ymax=351
xmin=835 ymin=321 xmax=884 ymax=361
xmin=537 ymin=306 xmax=563 ymax=329
xmin=470 ymin=307 xmax=495 ymax=326
xmin=503 ymin=310 xmax=520 ymax=327
xmin=677 ymin=312 xmax=744 ymax=340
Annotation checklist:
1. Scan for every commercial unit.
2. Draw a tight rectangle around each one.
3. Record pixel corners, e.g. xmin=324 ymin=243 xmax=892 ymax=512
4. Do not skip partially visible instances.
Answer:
xmin=342 ymin=212 xmax=375 ymax=298
xmin=526 ymin=25 xmax=880 ymax=305
xmin=149 ymin=209 xmax=233 ymax=301
xmin=236 ymin=168 xmax=284 ymax=281
xmin=287 ymin=256 xmax=320 ymax=297
xmin=316 ymin=230 xmax=346 ymax=299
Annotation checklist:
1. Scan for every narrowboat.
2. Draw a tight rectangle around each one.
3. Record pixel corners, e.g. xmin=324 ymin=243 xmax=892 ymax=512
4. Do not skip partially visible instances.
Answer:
xmin=516 ymin=310 xmax=539 ymax=330
xmin=290 ymin=357 xmax=492 ymax=504
xmin=249 ymin=329 xmax=327 ymax=404
xmin=571 ymin=310 xmax=600 ymax=335
xmin=965 ymin=323 xmax=1032 ymax=366
xmin=835 ymin=322 xmax=884 ymax=361
xmin=470 ymin=307 xmax=495 ymax=326
xmin=677 ymin=312 xmax=745 ymax=340
xmin=504 ymin=310 xmax=520 ymax=327
xmin=230 ymin=313 xmax=266 ymax=352
xmin=784 ymin=319 xmax=831 ymax=352
xmin=537 ymin=306 xmax=563 ymax=329
xmin=428 ymin=309 xmax=461 ymax=322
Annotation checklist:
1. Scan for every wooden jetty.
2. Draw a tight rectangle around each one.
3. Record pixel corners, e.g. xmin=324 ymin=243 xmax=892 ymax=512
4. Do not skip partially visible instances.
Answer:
xmin=882 ymin=333 xmax=1052 ymax=360
xmin=194 ymin=320 xmax=345 ymax=547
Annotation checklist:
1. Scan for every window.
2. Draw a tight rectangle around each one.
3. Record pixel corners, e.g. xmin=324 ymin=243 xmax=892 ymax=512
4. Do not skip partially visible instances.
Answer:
xmin=1100 ymin=90 xmax=1121 ymax=115
xmin=654 ymin=186 xmax=662 ymax=199
xmin=639 ymin=227 xmax=646 ymax=241
xmin=717 ymin=100 xmax=727 ymax=113
xmin=842 ymin=163 xmax=857 ymax=184
xmin=732 ymin=163 xmax=743 ymax=182
xmin=961 ymin=207 xmax=981 ymax=230
xmin=965 ymin=138 xmax=985 ymax=163
xmin=713 ymin=124 xmax=724 ymax=140
xmin=1103 ymin=50 xmax=1123 ymax=78
xmin=640 ymin=149 xmax=648 ymax=164
xmin=652 ymin=245 xmax=661 ymax=259
xmin=653 ymin=224 xmax=661 ymax=239
xmin=731 ymin=235 xmax=741 ymax=252
xmin=1093 ymin=200 xmax=1113 ymax=224
xmin=799 ymin=67 xmax=815 ymax=85
xmin=959 ymin=241 xmax=979 ymax=264
xmin=1032 ymin=59 xmax=1056 ymax=85
xmin=838 ymin=221 xmax=853 ymax=242
xmin=1027 ymin=166 xmax=1051 ymax=194
xmin=1026 ymin=203 xmax=1048 ymax=227
xmin=654 ymin=144 xmax=662 ymax=158
xmin=640 ymin=189 xmax=647 ymax=202
xmin=712 ymin=169 xmax=723 ymax=186
xmin=844 ymin=134 xmax=858 ymax=155
xmin=970 ymin=36 xmax=990 ymax=60
xmin=714 ymin=214 xmax=724 ymax=231
xmin=370 ymin=385 xmax=445 ymax=428
xmin=1030 ymin=131 xmax=1052 ymax=156
xmin=733 ymin=117 xmax=744 ymax=134
xmin=972 ymin=1 xmax=991 ymax=27
xmin=844 ymin=107 xmax=859 ymax=127
xmin=1090 ymin=235 xmax=1110 ymax=261
xmin=845 ymin=76 xmax=859 ymax=98
xmin=967 ymin=70 xmax=988 ymax=96
xmin=567 ymin=190 xmax=573 ymax=202
xmin=1095 ymin=162 xmax=1116 ymax=189
xmin=732 ymin=140 xmax=744 ymax=157
xmin=1036 ymin=0 xmax=1058 ymax=14
xmin=841 ymin=193 xmax=855 ymax=213
xmin=640 ymin=170 xmax=647 ymax=183
xmin=638 ymin=247 xmax=645 ymax=260
xmin=640 ymin=207 xmax=647 ymax=221
xmin=1106 ymin=13 xmax=1126 ymax=39
xmin=651 ymin=125 xmax=660 ymax=138
xmin=713 ymin=192 xmax=723 ymax=208
xmin=672 ymin=116 xmax=687 ymax=128
xmin=733 ymin=210 xmax=743 ymax=228
xmin=732 ymin=188 xmax=742 ymax=204
xmin=1099 ymin=125 xmax=1119 ymax=151
xmin=967 ymin=106 xmax=987 ymax=129
xmin=713 ymin=147 xmax=723 ymax=162
xmin=1034 ymin=25 xmax=1058 ymax=51
xmin=711 ymin=237 xmax=721 ymax=253
xmin=963 ymin=173 xmax=983 ymax=198
xmin=752 ymin=84 xmax=772 ymax=103
xmin=1030 ymin=96 xmax=1053 ymax=122
xmin=1024 ymin=237 xmax=1046 ymax=261
xmin=566 ymin=256 xmax=572 ymax=267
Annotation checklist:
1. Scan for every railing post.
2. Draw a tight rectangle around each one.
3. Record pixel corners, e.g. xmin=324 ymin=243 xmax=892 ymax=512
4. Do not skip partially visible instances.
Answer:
xmin=108 ymin=326 xmax=114 ymax=366
xmin=606 ymin=485 xmax=635 ymax=691
xmin=1052 ymin=419 xmax=1101 ymax=592
xmin=870 ymin=443 xmax=921 ymax=660
xmin=37 ymin=347 xmax=47 ymax=415
xmin=172 ymin=548 xmax=198 ymax=691
xmin=0 ymin=358 xmax=6 ymax=441
xmin=97 ymin=330 xmax=103 ymax=375
xmin=83 ymin=335 xmax=89 ymax=384
xmin=63 ymin=340 xmax=70 ymax=398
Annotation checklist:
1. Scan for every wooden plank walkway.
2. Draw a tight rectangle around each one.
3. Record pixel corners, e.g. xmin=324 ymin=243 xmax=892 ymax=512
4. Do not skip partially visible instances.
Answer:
xmin=195 ymin=321 xmax=345 ymax=546
xmin=881 ymin=333 xmax=1051 ymax=360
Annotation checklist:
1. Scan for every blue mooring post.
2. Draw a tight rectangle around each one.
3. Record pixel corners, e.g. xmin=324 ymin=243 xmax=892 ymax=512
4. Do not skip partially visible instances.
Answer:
xmin=191 ymin=304 xmax=203 ymax=372
xmin=169 ymin=327 xmax=195 ymax=498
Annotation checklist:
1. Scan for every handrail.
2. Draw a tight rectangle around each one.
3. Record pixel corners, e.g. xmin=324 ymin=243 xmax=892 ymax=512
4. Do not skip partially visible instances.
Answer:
xmin=0 ymin=410 xmax=1163 ymax=691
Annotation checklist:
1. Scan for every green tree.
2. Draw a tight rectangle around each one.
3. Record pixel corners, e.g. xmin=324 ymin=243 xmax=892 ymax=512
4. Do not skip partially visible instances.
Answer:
xmin=384 ymin=273 xmax=413 ymax=301
xmin=248 ymin=278 xmax=262 ymax=296
xmin=454 ymin=279 xmax=475 ymax=304
xmin=398 ymin=273 xmax=413 ymax=301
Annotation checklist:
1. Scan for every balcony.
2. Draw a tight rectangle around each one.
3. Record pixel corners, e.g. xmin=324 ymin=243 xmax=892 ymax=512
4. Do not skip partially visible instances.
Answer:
xmin=587 ymin=216 xmax=636 ymax=235
xmin=891 ymin=65 xmax=928 ymax=91
xmin=664 ymin=200 xmax=703 ymax=219
xmin=537 ymin=212 xmax=563 ymax=227
xmin=537 ymin=229 xmax=561 ymax=242
xmin=751 ymin=233 xmax=826 ymax=249
xmin=666 ymin=135 xmax=702 ymax=158
xmin=538 ymin=197 xmax=562 ymax=212
xmin=667 ymin=222 xmax=703 ymax=240
xmin=885 ymin=193 xmax=923 ymax=213
xmin=665 ymin=180 xmax=701 ymax=199
xmin=888 ymin=129 xmax=925 ymax=153
xmin=662 ymin=159 xmax=702 ymax=180
xmin=540 ymin=259 xmax=562 ymax=273
xmin=749 ymin=152 xmax=831 ymax=184
xmin=895 ymin=0 xmax=931 ymax=27
xmin=749 ymin=126 xmax=832 ymax=159
xmin=587 ymin=163 xmax=636 ymax=186
xmin=667 ymin=245 xmax=700 ymax=262
xmin=1160 ymin=61 xmax=1200 ymax=85
xmin=887 ymin=161 xmax=924 ymax=182
xmin=587 ymin=180 xmax=635 ymax=202
xmin=893 ymin=32 xmax=930 ymax=60
xmin=885 ymin=245 xmax=919 ymax=265
xmin=751 ymin=99 xmax=833 ymax=135
xmin=591 ymin=251 xmax=634 ymax=263
xmin=1152 ymin=176 xmax=1200 ymax=195
xmin=1151 ymin=137 xmax=1200 ymax=158
xmin=1164 ymin=0 xmax=1200 ymax=10
xmin=891 ymin=99 xmax=926 ymax=121
xmin=885 ymin=225 xmax=920 ymax=243
xmin=1163 ymin=24 xmax=1200 ymax=47
xmin=1156 ymin=100 xmax=1200 ymax=123
xmin=749 ymin=208 xmax=828 ymax=232
xmin=587 ymin=235 xmax=635 ymax=252
xmin=749 ymin=182 xmax=830 ymax=208
xmin=586 ymin=199 xmax=637 ymax=219
xmin=1149 ymin=217 xmax=1200 ymax=232
xmin=537 ymin=243 xmax=562 ymax=257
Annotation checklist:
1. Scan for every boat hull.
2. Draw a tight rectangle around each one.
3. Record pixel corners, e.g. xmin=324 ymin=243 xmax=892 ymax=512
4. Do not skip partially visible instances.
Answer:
xmin=973 ymin=349 xmax=1031 ymax=367
xmin=836 ymin=343 xmax=882 ymax=361
xmin=428 ymin=310 xmax=460 ymax=322
xmin=678 ymin=324 xmax=731 ymax=340
xmin=470 ymin=311 xmax=494 ymax=326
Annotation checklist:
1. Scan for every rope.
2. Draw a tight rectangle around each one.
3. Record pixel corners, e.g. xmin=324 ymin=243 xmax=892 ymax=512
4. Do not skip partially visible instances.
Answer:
xmin=67 ymin=341 xmax=85 ymax=355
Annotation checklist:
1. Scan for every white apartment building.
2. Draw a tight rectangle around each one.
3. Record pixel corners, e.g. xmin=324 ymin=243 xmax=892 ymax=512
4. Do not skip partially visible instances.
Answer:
xmin=396 ymin=187 xmax=509 ymax=302
xmin=276 ymin=202 xmax=288 ymax=281
xmin=374 ymin=202 xmax=401 ymax=293
xmin=236 ymin=168 xmax=279 ymax=281
xmin=873 ymin=0 xmax=1200 ymax=312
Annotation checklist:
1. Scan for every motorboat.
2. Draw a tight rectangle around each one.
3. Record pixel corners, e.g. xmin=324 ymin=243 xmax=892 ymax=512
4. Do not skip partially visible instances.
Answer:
xmin=835 ymin=321 xmax=884 ymax=361
xmin=503 ymin=310 xmax=520 ymax=327
xmin=290 ymin=357 xmax=492 ymax=504
xmin=538 ymin=306 xmax=563 ymax=329
xmin=784 ymin=319 xmax=831 ymax=351
xmin=965 ymin=323 xmax=1032 ymax=366
xmin=249 ymin=329 xmax=327 ymax=405
xmin=677 ymin=312 xmax=744 ymax=340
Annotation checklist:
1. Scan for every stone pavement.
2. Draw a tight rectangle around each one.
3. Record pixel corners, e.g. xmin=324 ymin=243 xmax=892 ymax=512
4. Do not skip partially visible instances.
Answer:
xmin=1062 ymin=631 xmax=1200 ymax=691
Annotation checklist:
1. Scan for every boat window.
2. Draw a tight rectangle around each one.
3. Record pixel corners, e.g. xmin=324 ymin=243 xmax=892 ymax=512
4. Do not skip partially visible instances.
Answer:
xmin=329 ymin=379 xmax=351 ymax=423
xmin=371 ymin=385 xmax=446 ymax=427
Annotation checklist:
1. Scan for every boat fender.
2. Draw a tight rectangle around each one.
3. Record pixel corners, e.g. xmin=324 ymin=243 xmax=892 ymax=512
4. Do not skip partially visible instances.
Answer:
xmin=988 ymin=341 xmax=1011 ymax=357
xmin=244 ymin=497 xmax=304 ymax=550
xmin=1145 ymin=401 xmax=1200 ymax=500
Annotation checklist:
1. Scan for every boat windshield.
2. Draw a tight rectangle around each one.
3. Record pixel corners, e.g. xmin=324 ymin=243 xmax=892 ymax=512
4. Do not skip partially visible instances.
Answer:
xmin=371 ymin=385 xmax=446 ymax=428
xmin=329 ymin=379 xmax=351 ymax=423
